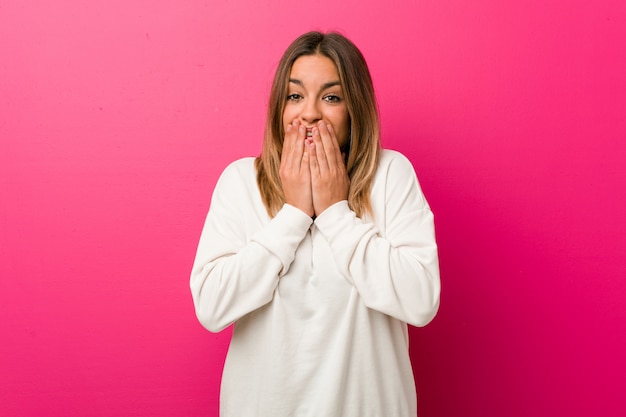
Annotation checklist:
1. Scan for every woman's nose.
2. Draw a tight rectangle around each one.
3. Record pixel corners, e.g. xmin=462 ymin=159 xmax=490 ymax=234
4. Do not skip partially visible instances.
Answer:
xmin=300 ymin=99 xmax=321 ymax=124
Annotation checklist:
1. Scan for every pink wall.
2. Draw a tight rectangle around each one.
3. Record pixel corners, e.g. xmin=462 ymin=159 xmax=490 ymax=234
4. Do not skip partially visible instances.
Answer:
xmin=1 ymin=1 xmax=624 ymax=416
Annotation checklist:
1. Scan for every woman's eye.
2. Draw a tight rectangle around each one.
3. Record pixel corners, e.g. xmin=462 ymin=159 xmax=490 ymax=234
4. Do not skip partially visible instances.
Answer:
xmin=286 ymin=93 xmax=302 ymax=101
xmin=323 ymin=94 xmax=342 ymax=103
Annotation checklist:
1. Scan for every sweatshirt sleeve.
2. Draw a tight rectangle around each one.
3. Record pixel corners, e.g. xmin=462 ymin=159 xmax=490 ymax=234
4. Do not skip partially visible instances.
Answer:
xmin=314 ymin=151 xmax=440 ymax=327
xmin=190 ymin=160 xmax=313 ymax=332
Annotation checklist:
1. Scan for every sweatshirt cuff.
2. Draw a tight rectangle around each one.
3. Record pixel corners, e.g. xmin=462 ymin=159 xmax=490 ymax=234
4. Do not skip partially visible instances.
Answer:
xmin=314 ymin=200 xmax=354 ymax=237
xmin=280 ymin=203 xmax=316 ymax=226
xmin=250 ymin=203 xmax=313 ymax=273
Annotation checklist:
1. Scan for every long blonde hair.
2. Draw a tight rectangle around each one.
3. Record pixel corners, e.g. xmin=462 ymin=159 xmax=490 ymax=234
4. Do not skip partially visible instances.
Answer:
xmin=255 ymin=31 xmax=381 ymax=218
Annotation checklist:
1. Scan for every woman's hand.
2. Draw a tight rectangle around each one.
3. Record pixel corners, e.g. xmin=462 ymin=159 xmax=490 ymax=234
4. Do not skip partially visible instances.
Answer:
xmin=308 ymin=121 xmax=350 ymax=216
xmin=279 ymin=120 xmax=315 ymax=217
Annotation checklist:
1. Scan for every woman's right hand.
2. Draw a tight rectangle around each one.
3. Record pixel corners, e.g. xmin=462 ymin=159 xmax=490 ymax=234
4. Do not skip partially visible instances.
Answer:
xmin=279 ymin=120 xmax=314 ymax=217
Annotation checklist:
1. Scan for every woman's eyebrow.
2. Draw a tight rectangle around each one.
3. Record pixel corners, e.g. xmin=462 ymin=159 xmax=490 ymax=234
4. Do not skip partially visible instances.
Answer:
xmin=321 ymin=81 xmax=341 ymax=90
xmin=289 ymin=79 xmax=341 ymax=90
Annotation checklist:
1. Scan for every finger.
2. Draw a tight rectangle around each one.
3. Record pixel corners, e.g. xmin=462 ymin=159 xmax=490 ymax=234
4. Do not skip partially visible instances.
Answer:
xmin=294 ymin=123 xmax=307 ymax=170
xmin=307 ymin=138 xmax=320 ymax=177
xmin=311 ymin=127 xmax=330 ymax=174
xmin=326 ymin=124 xmax=346 ymax=166
xmin=281 ymin=121 xmax=296 ymax=164
xmin=294 ymin=126 xmax=310 ymax=175
xmin=282 ymin=120 xmax=305 ymax=170
xmin=318 ymin=122 xmax=342 ymax=169
xmin=288 ymin=120 xmax=304 ymax=145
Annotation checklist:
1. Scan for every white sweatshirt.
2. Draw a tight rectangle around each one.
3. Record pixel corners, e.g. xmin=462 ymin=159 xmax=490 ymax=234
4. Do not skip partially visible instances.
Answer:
xmin=191 ymin=149 xmax=440 ymax=417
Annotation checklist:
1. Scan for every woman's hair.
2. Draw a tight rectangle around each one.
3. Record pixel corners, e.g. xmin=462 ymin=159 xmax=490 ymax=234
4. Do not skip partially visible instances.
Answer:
xmin=255 ymin=31 xmax=381 ymax=218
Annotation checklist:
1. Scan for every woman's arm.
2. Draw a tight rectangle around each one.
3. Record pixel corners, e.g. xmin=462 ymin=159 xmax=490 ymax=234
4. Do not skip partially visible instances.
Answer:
xmin=190 ymin=160 xmax=313 ymax=332
xmin=314 ymin=151 xmax=440 ymax=327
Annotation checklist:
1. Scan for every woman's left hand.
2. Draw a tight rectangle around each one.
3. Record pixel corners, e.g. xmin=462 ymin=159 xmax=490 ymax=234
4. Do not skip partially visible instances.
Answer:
xmin=307 ymin=121 xmax=350 ymax=216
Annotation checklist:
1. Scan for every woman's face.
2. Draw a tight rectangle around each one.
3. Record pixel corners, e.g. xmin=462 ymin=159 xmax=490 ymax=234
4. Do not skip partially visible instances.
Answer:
xmin=282 ymin=54 xmax=350 ymax=147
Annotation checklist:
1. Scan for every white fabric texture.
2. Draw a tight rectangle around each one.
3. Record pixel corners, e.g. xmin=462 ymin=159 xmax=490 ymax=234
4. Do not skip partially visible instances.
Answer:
xmin=191 ymin=149 xmax=440 ymax=417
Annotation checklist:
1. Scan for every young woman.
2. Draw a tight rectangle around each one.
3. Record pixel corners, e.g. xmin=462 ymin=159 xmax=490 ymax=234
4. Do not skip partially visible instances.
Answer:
xmin=191 ymin=31 xmax=440 ymax=417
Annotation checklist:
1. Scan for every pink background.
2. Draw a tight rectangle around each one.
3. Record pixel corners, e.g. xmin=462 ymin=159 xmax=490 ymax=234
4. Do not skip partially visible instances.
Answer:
xmin=1 ymin=1 xmax=625 ymax=416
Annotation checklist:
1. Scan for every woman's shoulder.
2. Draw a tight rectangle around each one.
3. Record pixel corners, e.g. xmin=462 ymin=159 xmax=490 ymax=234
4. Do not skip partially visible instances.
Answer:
xmin=214 ymin=157 xmax=257 ymax=190
xmin=380 ymin=148 xmax=409 ymax=162
xmin=378 ymin=148 xmax=416 ymax=175
xmin=218 ymin=157 xmax=257 ymax=178
xmin=223 ymin=156 xmax=257 ymax=172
